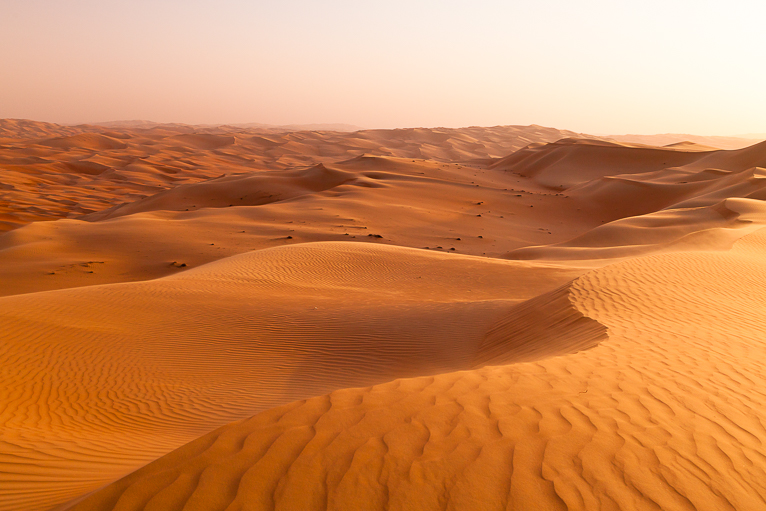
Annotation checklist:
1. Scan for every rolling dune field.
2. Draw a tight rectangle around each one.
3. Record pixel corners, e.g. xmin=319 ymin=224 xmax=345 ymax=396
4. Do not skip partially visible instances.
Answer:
xmin=1 ymin=120 xmax=765 ymax=510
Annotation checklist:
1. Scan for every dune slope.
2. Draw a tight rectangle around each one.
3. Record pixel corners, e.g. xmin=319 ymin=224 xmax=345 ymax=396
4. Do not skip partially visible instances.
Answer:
xmin=65 ymin=227 xmax=766 ymax=511
xmin=0 ymin=242 xmax=583 ymax=511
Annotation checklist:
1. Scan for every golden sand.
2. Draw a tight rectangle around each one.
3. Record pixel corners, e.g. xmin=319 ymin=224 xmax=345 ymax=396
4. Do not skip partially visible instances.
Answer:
xmin=0 ymin=119 xmax=764 ymax=510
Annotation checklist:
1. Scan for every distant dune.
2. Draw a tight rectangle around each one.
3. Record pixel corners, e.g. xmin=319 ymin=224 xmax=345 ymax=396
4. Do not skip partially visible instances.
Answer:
xmin=89 ymin=120 xmax=365 ymax=132
xmin=735 ymin=132 xmax=766 ymax=139
xmin=1 ymin=120 xmax=766 ymax=510
xmin=0 ymin=119 xmax=600 ymax=232
xmin=606 ymin=132 xmax=761 ymax=150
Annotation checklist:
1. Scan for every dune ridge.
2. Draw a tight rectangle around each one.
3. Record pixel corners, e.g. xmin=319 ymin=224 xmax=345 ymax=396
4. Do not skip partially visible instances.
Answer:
xmin=473 ymin=283 xmax=607 ymax=366
xmin=606 ymin=132 xmax=762 ymax=150
xmin=507 ymin=197 xmax=766 ymax=261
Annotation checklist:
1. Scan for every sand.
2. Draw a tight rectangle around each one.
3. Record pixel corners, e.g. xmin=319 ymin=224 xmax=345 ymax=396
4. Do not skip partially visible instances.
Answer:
xmin=606 ymin=133 xmax=762 ymax=150
xmin=0 ymin=120 xmax=765 ymax=511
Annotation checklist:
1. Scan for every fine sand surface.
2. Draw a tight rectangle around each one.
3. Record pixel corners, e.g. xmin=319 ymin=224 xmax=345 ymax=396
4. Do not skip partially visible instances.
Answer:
xmin=66 ymin=229 xmax=766 ymax=511
xmin=1 ymin=120 xmax=765 ymax=511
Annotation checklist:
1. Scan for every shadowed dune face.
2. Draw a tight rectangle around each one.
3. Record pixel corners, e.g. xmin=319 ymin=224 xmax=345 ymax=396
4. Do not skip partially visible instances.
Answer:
xmin=3 ymin=120 xmax=766 ymax=511
xmin=80 ymin=164 xmax=358 ymax=221
xmin=473 ymin=283 xmax=607 ymax=366
xmin=39 ymin=133 xmax=129 ymax=151
xmin=490 ymin=138 xmax=712 ymax=189
xmin=507 ymin=198 xmax=766 ymax=261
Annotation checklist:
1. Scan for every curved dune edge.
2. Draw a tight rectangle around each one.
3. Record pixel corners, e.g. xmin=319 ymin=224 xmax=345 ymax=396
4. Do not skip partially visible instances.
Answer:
xmin=507 ymin=197 xmax=766 ymax=262
xmin=61 ymin=227 xmax=766 ymax=511
xmin=80 ymin=163 xmax=357 ymax=222
xmin=473 ymin=282 xmax=608 ymax=367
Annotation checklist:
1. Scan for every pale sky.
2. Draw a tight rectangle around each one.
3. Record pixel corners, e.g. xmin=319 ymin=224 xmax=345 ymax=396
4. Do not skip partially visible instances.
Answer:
xmin=1 ymin=0 xmax=764 ymax=135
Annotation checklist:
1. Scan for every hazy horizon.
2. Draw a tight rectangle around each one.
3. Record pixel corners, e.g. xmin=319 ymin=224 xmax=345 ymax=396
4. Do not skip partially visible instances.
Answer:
xmin=8 ymin=117 xmax=766 ymax=140
xmin=2 ymin=0 xmax=765 ymax=136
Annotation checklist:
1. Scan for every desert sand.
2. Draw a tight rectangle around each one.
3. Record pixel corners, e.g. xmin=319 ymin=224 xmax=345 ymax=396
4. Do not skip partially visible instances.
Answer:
xmin=1 ymin=120 xmax=765 ymax=510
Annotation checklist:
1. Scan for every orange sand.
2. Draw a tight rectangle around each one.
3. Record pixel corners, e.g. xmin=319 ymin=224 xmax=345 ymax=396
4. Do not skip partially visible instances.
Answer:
xmin=0 ymin=120 xmax=765 ymax=511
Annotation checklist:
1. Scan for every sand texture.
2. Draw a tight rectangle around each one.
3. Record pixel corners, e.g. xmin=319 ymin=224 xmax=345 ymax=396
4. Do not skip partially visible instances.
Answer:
xmin=1 ymin=121 xmax=765 ymax=511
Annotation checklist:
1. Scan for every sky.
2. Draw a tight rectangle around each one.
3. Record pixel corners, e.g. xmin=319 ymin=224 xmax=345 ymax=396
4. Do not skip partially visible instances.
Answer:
xmin=1 ymin=0 xmax=765 ymax=135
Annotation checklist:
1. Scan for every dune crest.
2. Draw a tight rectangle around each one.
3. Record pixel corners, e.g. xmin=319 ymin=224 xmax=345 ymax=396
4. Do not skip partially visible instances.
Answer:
xmin=473 ymin=282 xmax=607 ymax=366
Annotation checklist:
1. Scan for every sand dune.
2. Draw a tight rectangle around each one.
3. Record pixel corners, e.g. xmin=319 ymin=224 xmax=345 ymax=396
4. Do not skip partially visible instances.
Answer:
xmin=39 ymin=133 xmax=130 ymax=151
xmin=0 ymin=120 xmax=602 ymax=232
xmin=473 ymin=282 xmax=607 ymax=366
xmin=2 ymin=120 xmax=766 ymax=510
xmin=490 ymin=138 xmax=717 ymax=190
xmin=0 ymin=150 xmax=607 ymax=297
xmin=499 ymin=139 xmax=766 ymax=261
xmin=508 ymin=198 xmax=766 ymax=261
xmin=62 ymin=228 xmax=766 ymax=511
xmin=0 ymin=242 xmax=582 ymax=511
xmin=81 ymin=164 xmax=357 ymax=221
xmin=606 ymin=132 xmax=763 ymax=150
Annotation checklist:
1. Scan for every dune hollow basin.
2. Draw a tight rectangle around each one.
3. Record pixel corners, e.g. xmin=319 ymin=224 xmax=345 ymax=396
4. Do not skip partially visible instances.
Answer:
xmin=1 ymin=119 xmax=766 ymax=511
